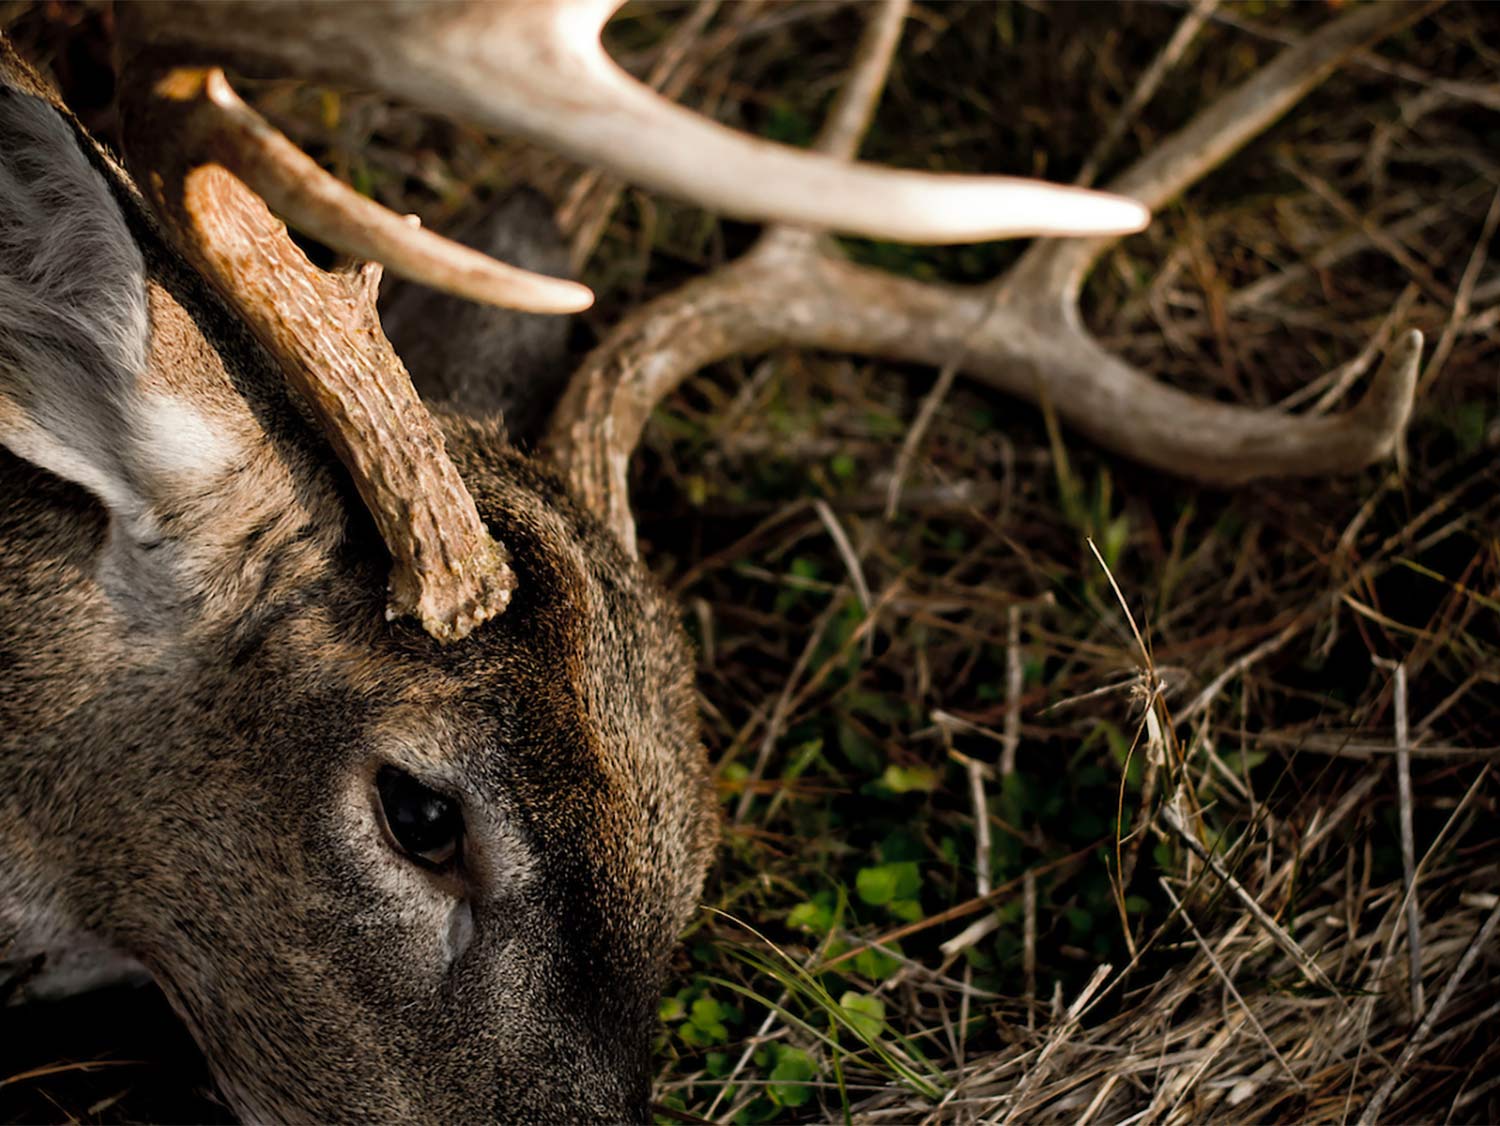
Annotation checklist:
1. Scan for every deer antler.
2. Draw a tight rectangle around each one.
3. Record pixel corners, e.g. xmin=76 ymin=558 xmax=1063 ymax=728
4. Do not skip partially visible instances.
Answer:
xmin=109 ymin=0 xmax=1152 ymax=640
xmin=120 ymin=67 xmax=515 ymax=641
xmin=545 ymin=0 xmax=1427 ymax=556
xmin=110 ymin=31 xmax=594 ymax=318
xmin=117 ymin=0 xmax=1149 ymax=246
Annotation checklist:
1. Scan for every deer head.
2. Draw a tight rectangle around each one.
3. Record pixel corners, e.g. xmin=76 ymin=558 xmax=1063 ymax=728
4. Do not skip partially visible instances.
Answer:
xmin=0 ymin=2 xmax=1421 ymax=1122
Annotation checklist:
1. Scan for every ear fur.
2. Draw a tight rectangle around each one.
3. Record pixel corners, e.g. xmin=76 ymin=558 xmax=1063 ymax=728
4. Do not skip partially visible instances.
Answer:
xmin=0 ymin=83 xmax=158 ymax=529
xmin=0 ymin=74 xmax=251 ymax=555
xmin=0 ymin=54 xmax=331 ymax=631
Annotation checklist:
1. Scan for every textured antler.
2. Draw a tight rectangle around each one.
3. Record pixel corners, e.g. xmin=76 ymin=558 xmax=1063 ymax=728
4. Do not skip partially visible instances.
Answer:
xmin=117 ymin=0 xmax=1149 ymax=245
xmin=545 ymin=1 xmax=1426 ymax=555
xmin=120 ymin=67 xmax=514 ymax=641
xmin=112 ymin=8 xmax=594 ymax=318
xmin=104 ymin=0 xmax=1157 ymax=637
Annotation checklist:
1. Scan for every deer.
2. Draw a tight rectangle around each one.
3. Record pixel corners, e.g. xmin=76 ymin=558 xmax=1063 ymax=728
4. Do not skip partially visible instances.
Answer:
xmin=0 ymin=1 xmax=1423 ymax=1122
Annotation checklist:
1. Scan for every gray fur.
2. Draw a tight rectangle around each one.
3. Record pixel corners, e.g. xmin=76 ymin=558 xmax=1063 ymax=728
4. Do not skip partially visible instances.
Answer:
xmin=0 ymin=42 xmax=717 ymax=1124
xmin=0 ymin=86 xmax=152 ymax=522
xmin=381 ymin=189 xmax=574 ymax=444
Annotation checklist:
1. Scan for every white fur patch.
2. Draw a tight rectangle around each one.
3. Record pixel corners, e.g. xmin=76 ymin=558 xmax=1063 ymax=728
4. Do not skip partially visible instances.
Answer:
xmin=131 ymin=394 xmax=239 ymax=484
xmin=444 ymin=899 xmax=476 ymax=964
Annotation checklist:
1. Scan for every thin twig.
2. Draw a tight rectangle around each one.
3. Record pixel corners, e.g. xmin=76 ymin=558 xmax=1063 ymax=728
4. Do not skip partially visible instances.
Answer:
xmin=1273 ymin=283 xmax=1420 ymax=414
xmin=813 ymin=499 xmax=873 ymax=620
xmin=1075 ymin=0 xmax=1221 ymax=188
xmin=957 ymin=703 xmax=993 ymax=1071
xmin=1177 ymin=616 xmax=1307 ymax=724
xmin=813 ymin=0 xmax=910 ymax=161
xmin=1418 ymin=184 xmax=1500 ymax=395
xmin=733 ymin=591 xmax=845 ymax=823
xmin=1159 ymin=878 xmax=1304 ymax=1089
xmin=1386 ymin=660 xmax=1426 ymax=1020
xmin=998 ymin=964 xmax=1113 ymax=1125
xmin=1226 ymin=190 xmax=1480 ymax=314
xmin=1279 ymin=155 xmax=1454 ymax=305
xmin=1357 ymin=898 xmax=1500 ymax=1125
xmin=1023 ymin=870 xmax=1038 ymax=1032
xmin=885 ymin=360 xmax=960 ymax=520
xmin=1000 ymin=603 xmax=1024 ymax=778
xmin=1159 ymin=802 xmax=1341 ymax=994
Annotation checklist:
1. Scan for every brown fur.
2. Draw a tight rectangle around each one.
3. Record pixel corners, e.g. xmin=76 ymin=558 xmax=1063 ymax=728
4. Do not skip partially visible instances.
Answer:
xmin=0 ymin=40 xmax=717 ymax=1123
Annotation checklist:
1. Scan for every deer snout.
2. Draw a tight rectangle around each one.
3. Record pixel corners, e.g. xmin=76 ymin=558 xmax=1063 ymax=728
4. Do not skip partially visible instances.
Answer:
xmin=496 ymin=1034 xmax=652 ymax=1124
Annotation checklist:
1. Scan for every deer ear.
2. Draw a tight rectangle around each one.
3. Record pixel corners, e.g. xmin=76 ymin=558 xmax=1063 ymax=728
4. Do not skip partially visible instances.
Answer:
xmin=0 ymin=83 xmax=237 ymax=548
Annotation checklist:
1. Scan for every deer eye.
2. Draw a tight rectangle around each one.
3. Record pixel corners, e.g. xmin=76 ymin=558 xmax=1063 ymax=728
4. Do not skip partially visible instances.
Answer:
xmin=375 ymin=766 xmax=463 ymax=870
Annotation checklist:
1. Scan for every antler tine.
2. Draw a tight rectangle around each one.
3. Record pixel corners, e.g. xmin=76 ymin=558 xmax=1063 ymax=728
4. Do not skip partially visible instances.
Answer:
xmin=114 ymin=6 xmax=592 ymax=316
xmin=120 ymin=0 xmax=1149 ymax=245
xmin=164 ymin=71 xmax=592 ymax=315
xmin=121 ymin=66 xmax=514 ymax=641
xmin=547 ymin=2 xmax=1427 ymax=555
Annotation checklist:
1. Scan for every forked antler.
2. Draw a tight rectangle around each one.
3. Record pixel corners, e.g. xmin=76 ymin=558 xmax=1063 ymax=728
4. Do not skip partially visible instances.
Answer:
xmin=545 ymin=1 xmax=1427 ymax=556
xmin=111 ymin=0 xmax=1151 ymax=639
xmin=115 ymin=1 xmax=1423 ymax=627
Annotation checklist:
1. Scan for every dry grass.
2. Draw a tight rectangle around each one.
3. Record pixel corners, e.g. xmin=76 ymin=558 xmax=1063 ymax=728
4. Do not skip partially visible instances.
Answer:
xmin=3 ymin=2 xmax=1497 ymax=1123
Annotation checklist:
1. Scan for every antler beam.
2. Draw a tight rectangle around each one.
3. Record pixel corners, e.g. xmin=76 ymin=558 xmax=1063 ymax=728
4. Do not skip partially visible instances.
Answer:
xmin=545 ymin=1 xmax=1427 ymax=555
